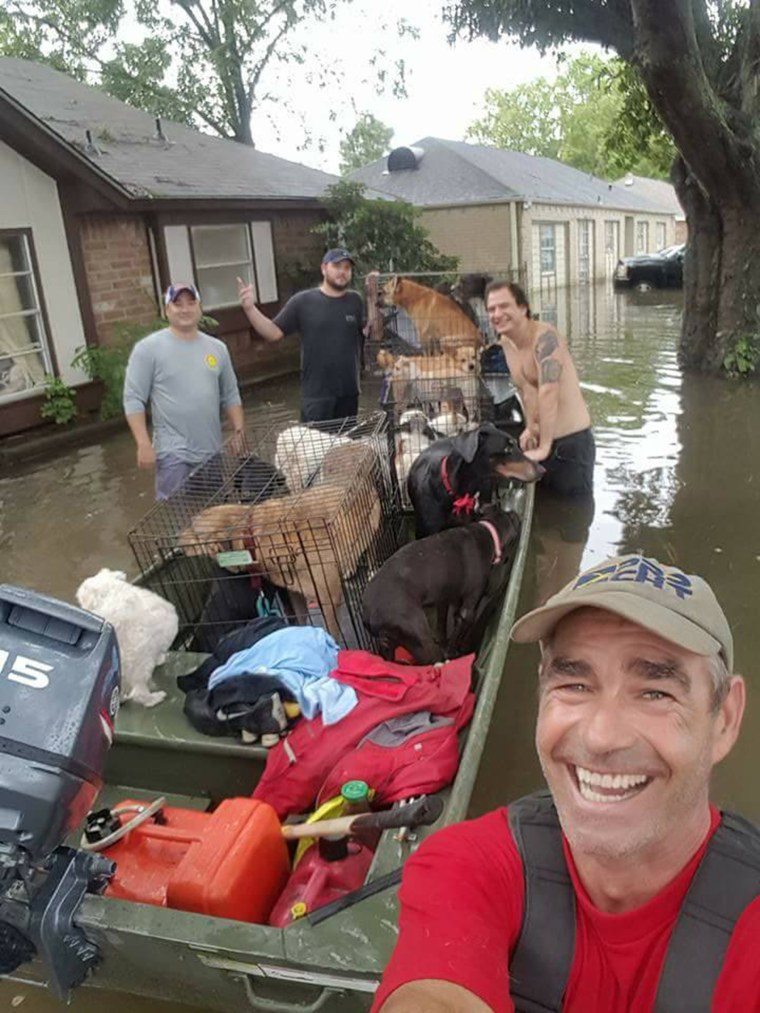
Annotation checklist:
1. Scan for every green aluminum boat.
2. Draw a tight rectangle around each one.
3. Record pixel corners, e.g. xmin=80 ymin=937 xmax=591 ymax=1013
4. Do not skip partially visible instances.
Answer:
xmin=5 ymin=482 xmax=533 ymax=1012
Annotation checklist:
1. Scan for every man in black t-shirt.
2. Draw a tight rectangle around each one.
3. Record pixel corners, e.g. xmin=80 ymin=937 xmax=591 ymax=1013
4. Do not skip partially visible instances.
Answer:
xmin=238 ymin=248 xmax=366 ymax=423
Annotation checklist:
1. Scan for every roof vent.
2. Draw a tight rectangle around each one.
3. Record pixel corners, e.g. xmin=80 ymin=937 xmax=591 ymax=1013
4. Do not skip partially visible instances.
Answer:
xmin=387 ymin=146 xmax=424 ymax=172
xmin=83 ymin=129 xmax=101 ymax=158
xmin=624 ymin=173 xmax=634 ymax=186
xmin=155 ymin=117 xmax=168 ymax=143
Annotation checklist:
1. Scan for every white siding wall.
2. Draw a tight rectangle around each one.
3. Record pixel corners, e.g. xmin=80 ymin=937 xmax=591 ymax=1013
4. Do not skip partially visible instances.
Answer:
xmin=521 ymin=202 xmax=677 ymax=291
xmin=0 ymin=141 xmax=88 ymax=388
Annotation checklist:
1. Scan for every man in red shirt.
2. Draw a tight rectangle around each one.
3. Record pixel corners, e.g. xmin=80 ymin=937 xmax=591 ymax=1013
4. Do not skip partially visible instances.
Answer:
xmin=374 ymin=555 xmax=760 ymax=1012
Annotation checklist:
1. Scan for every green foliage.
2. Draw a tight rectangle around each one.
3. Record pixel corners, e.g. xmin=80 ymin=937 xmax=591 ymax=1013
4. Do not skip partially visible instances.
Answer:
xmin=314 ymin=181 xmax=458 ymax=276
xmin=40 ymin=374 xmax=78 ymax=425
xmin=723 ymin=334 xmax=760 ymax=377
xmin=339 ymin=113 xmax=394 ymax=174
xmin=71 ymin=319 xmax=161 ymax=420
xmin=0 ymin=1 xmax=415 ymax=146
xmin=467 ymin=53 xmax=674 ymax=179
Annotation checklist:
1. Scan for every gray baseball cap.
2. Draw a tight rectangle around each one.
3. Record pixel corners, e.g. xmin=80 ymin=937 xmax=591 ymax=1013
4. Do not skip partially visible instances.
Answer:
xmin=510 ymin=554 xmax=733 ymax=670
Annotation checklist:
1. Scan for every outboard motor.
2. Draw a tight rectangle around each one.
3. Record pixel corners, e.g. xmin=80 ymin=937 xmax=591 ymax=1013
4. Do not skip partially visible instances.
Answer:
xmin=0 ymin=585 xmax=120 ymax=999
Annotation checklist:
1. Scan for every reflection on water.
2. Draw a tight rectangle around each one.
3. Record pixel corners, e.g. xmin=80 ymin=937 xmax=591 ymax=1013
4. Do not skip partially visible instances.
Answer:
xmin=3 ymin=285 xmax=760 ymax=1010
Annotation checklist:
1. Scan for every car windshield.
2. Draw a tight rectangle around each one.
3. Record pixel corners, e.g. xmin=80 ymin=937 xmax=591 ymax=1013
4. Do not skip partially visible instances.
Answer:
xmin=658 ymin=245 xmax=684 ymax=259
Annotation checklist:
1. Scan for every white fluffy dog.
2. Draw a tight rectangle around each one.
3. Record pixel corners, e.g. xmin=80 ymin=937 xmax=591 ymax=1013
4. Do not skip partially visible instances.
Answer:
xmin=274 ymin=425 xmax=353 ymax=492
xmin=76 ymin=569 xmax=178 ymax=708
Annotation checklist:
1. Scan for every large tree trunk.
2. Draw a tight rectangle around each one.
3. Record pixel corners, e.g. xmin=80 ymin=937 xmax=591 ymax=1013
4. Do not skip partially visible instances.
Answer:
xmin=633 ymin=0 xmax=760 ymax=374
xmin=672 ymin=157 xmax=720 ymax=370
xmin=673 ymin=156 xmax=760 ymax=373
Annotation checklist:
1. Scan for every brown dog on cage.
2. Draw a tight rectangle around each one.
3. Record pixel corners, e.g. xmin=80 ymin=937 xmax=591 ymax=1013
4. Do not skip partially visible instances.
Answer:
xmin=178 ymin=476 xmax=382 ymax=642
xmin=382 ymin=277 xmax=482 ymax=350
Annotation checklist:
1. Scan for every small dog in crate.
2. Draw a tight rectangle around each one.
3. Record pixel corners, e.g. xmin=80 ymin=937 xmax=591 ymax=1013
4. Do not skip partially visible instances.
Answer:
xmin=381 ymin=277 xmax=482 ymax=349
xmin=391 ymin=347 xmax=479 ymax=382
xmin=395 ymin=410 xmax=436 ymax=487
xmin=75 ymin=569 xmax=178 ymax=707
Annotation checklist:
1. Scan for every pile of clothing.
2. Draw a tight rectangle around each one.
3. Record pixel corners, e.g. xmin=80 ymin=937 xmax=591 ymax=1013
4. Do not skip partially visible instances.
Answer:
xmin=178 ymin=618 xmax=357 ymax=744
xmin=178 ymin=623 xmax=476 ymax=816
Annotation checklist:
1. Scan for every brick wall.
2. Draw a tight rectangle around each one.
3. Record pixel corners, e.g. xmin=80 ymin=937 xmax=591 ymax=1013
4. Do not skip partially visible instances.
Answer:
xmin=271 ymin=209 xmax=326 ymax=299
xmin=80 ymin=216 xmax=158 ymax=343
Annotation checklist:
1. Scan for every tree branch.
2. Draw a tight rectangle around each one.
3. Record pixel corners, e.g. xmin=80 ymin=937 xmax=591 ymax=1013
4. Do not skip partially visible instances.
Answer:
xmin=630 ymin=0 xmax=757 ymax=204
xmin=247 ymin=20 xmax=292 ymax=105
xmin=444 ymin=1 xmax=635 ymax=58
xmin=169 ymin=0 xmax=218 ymax=48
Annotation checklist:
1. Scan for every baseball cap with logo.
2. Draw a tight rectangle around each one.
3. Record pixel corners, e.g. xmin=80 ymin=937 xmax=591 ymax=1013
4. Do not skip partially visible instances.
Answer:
xmin=164 ymin=282 xmax=200 ymax=305
xmin=510 ymin=554 xmax=733 ymax=670
xmin=322 ymin=248 xmax=355 ymax=266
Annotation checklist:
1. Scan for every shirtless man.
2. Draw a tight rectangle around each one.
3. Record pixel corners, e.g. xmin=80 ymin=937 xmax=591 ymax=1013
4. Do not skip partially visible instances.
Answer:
xmin=485 ymin=281 xmax=594 ymax=496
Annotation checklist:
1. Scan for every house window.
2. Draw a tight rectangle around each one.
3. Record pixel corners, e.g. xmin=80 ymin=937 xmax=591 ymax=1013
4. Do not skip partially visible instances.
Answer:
xmin=0 ymin=231 xmax=53 ymax=403
xmin=539 ymin=224 xmax=556 ymax=274
xmin=190 ymin=224 xmax=255 ymax=309
xmin=656 ymin=221 xmax=667 ymax=250
xmin=605 ymin=221 xmax=619 ymax=257
xmin=636 ymin=221 xmax=649 ymax=254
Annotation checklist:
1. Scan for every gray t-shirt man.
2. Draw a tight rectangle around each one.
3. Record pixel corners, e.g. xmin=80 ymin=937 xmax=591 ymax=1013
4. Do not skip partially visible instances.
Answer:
xmin=124 ymin=327 xmax=242 ymax=496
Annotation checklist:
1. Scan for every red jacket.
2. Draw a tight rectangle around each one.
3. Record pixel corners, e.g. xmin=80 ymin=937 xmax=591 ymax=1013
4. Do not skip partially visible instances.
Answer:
xmin=253 ymin=652 xmax=474 ymax=818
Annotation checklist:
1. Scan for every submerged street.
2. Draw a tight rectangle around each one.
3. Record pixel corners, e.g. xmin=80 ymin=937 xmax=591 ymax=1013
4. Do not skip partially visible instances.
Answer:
xmin=2 ymin=280 xmax=760 ymax=1010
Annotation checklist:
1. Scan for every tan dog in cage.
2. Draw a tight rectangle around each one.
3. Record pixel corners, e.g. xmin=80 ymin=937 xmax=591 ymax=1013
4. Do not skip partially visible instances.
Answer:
xmin=382 ymin=276 xmax=482 ymax=350
xmin=178 ymin=460 xmax=382 ymax=641
xmin=389 ymin=347 xmax=480 ymax=382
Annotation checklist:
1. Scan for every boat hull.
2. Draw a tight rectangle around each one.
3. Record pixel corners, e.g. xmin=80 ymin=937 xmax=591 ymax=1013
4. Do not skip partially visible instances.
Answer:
xmin=8 ymin=483 xmax=534 ymax=1011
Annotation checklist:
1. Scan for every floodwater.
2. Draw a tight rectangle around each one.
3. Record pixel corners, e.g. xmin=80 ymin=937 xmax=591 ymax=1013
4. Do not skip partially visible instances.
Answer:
xmin=2 ymin=280 xmax=760 ymax=1010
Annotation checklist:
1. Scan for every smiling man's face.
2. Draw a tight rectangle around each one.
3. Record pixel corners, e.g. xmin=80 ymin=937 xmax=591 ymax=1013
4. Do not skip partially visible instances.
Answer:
xmin=536 ymin=607 xmax=741 ymax=862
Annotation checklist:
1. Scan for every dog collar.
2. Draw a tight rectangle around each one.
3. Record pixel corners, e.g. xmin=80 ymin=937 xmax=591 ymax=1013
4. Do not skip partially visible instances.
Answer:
xmin=440 ymin=455 xmax=455 ymax=497
xmin=479 ymin=520 xmax=502 ymax=565
xmin=441 ymin=456 xmax=480 ymax=517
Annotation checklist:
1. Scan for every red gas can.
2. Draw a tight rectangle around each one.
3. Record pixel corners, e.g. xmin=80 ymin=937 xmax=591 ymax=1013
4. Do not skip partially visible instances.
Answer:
xmin=104 ymin=797 xmax=289 ymax=924
xmin=268 ymin=836 xmax=374 ymax=926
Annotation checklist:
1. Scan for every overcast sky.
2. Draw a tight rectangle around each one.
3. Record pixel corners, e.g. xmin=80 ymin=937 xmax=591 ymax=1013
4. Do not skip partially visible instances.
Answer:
xmin=250 ymin=0 xmax=597 ymax=174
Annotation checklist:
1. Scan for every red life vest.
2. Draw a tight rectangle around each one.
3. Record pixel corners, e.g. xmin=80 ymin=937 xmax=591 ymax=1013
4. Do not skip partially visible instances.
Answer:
xmin=253 ymin=652 xmax=474 ymax=819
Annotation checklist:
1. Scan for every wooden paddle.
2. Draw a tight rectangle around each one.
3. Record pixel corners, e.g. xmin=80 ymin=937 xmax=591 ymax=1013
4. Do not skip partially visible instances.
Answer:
xmin=282 ymin=796 xmax=444 ymax=841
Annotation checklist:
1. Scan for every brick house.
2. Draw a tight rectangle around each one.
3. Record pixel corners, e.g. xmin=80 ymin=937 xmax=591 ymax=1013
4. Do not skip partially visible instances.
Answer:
xmin=0 ymin=57 xmax=342 ymax=437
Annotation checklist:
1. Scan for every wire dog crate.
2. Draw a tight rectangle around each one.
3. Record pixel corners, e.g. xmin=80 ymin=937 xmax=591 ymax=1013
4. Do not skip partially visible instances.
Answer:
xmin=365 ymin=271 xmax=524 ymax=507
xmin=129 ymin=410 xmax=402 ymax=653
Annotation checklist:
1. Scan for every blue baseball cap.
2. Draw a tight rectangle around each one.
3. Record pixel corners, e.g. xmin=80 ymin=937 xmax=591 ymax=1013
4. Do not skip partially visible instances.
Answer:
xmin=322 ymin=248 xmax=355 ymax=266
xmin=164 ymin=282 xmax=200 ymax=305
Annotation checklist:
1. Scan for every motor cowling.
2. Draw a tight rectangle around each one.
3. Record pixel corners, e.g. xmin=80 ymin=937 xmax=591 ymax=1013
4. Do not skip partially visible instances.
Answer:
xmin=0 ymin=585 xmax=120 ymax=998
xmin=0 ymin=585 xmax=120 ymax=863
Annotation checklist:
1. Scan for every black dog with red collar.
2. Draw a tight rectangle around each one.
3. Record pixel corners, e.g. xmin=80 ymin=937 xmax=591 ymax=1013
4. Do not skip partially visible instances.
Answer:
xmin=407 ymin=423 xmax=543 ymax=539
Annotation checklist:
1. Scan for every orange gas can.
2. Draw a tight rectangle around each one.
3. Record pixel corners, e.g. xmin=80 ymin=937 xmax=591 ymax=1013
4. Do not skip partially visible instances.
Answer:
xmin=104 ymin=797 xmax=289 ymax=924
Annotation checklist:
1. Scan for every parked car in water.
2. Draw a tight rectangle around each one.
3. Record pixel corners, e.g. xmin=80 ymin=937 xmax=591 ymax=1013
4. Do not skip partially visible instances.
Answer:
xmin=614 ymin=244 xmax=685 ymax=291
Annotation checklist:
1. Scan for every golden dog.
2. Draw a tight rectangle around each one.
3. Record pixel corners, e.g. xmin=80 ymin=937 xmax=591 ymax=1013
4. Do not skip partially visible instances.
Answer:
xmin=390 ymin=348 xmax=479 ymax=383
xmin=382 ymin=277 xmax=482 ymax=349
xmin=179 ymin=478 xmax=382 ymax=641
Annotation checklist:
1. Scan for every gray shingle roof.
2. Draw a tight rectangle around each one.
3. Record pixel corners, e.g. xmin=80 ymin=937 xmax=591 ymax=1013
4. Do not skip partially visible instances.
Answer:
xmin=0 ymin=57 xmax=341 ymax=202
xmin=614 ymin=174 xmax=685 ymax=217
xmin=349 ymin=137 xmax=673 ymax=213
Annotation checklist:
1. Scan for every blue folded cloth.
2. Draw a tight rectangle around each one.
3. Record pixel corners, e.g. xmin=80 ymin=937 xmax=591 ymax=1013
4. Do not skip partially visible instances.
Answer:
xmin=207 ymin=626 xmax=357 ymax=725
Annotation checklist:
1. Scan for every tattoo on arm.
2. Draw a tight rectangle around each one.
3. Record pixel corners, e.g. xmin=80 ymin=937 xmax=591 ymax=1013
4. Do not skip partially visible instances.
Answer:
xmin=540 ymin=358 xmax=562 ymax=384
xmin=536 ymin=331 xmax=559 ymax=361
